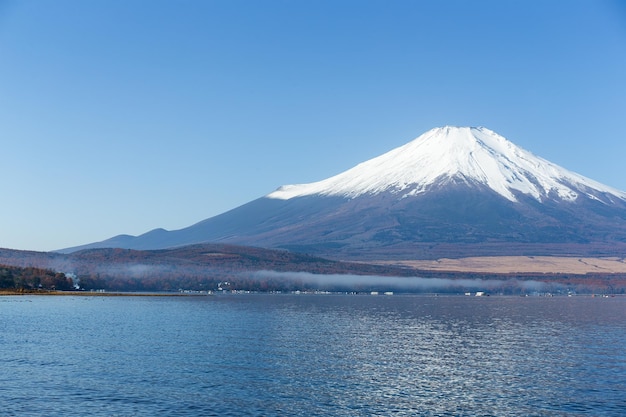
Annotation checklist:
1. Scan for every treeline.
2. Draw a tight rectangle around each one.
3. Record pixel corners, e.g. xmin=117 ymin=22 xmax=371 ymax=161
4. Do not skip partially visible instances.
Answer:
xmin=79 ymin=272 xmax=626 ymax=294
xmin=0 ymin=264 xmax=74 ymax=291
xmin=72 ymin=269 xmax=626 ymax=294
xmin=3 ymin=263 xmax=625 ymax=294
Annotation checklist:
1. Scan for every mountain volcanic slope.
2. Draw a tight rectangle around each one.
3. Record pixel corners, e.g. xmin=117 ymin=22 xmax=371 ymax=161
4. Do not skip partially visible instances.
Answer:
xmin=62 ymin=127 xmax=626 ymax=260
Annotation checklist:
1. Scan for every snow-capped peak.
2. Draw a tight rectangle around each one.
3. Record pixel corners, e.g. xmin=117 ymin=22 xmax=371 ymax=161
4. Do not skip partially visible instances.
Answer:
xmin=267 ymin=126 xmax=626 ymax=203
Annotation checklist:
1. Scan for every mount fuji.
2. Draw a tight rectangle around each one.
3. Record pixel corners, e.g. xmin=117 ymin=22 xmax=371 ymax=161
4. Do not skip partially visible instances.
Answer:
xmin=63 ymin=127 xmax=626 ymax=259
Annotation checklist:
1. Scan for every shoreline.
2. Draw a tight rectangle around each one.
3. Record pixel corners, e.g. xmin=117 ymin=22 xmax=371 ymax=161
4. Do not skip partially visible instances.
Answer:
xmin=0 ymin=289 xmax=210 ymax=297
xmin=1 ymin=289 xmax=623 ymax=297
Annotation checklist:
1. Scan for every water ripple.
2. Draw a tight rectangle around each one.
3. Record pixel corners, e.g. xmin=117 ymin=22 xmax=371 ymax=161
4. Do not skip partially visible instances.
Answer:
xmin=0 ymin=295 xmax=624 ymax=415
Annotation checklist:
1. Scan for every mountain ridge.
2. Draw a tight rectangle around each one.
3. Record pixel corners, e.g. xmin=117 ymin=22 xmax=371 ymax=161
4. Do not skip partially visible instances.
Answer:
xmin=60 ymin=126 xmax=626 ymax=259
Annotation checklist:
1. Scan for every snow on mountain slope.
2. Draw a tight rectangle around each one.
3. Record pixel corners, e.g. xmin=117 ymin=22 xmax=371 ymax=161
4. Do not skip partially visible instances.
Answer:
xmin=267 ymin=126 xmax=626 ymax=203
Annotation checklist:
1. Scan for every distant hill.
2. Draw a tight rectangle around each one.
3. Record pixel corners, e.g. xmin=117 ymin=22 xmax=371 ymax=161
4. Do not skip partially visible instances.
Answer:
xmin=62 ymin=127 xmax=626 ymax=260
xmin=2 ymin=244 xmax=625 ymax=294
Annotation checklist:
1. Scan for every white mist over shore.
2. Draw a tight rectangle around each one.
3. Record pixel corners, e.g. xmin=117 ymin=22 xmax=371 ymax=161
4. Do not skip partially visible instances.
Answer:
xmin=252 ymin=271 xmax=557 ymax=293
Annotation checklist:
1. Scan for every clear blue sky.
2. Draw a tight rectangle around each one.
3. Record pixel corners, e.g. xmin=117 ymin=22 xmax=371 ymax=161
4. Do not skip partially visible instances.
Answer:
xmin=1 ymin=0 xmax=625 ymax=251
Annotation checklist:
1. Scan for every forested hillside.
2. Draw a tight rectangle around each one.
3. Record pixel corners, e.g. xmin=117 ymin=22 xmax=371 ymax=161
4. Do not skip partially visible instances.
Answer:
xmin=0 ymin=265 xmax=74 ymax=291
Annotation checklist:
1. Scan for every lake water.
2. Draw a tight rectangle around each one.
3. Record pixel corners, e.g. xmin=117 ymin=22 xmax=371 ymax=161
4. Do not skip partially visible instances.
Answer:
xmin=1 ymin=294 xmax=625 ymax=416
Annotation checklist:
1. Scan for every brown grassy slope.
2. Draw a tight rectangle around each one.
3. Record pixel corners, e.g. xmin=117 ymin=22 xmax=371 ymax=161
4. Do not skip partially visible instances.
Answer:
xmin=373 ymin=256 xmax=626 ymax=274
